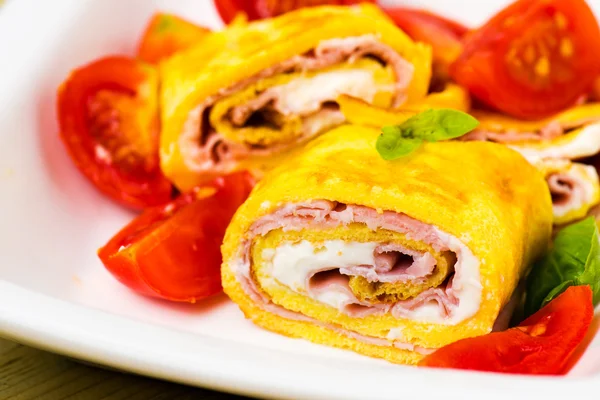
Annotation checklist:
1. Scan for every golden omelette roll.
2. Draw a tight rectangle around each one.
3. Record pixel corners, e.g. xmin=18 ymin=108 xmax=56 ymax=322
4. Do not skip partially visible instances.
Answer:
xmin=160 ymin=4 xmax=431 ymax=191
xmin=457 ymin=103 xmax=600 ymax=224
xmin=221 ymin=125 xmax=553 ymax=365
xmin=463 ymin=103 xmax=600 ymax=163
xmin=533 ymin=159 xmax=600 ymax=226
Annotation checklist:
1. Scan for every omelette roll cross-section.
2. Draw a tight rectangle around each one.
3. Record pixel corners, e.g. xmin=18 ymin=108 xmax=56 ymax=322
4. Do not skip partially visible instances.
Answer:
xmin=221 ymin=125 xmax=553 ymax=365
xmin=160 ymin=4 xmax=431 ymax=191
xmin=535 ymin=159 xmax=600 ymax=226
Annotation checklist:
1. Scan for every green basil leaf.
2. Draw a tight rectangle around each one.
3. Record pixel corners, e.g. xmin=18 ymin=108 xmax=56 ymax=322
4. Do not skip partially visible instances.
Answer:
xmin=524 ymin=217 xmax=600 ymax=317
xmin=401 ymin=108 xmax=479 ymax=142
xmin=376 ymin=109 xmax=479 ymax=160
xmin=376 ymin=133 xmax=423 ymax=160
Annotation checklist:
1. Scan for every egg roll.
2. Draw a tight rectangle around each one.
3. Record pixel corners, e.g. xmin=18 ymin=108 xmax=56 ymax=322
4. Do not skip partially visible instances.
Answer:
xmin=160 ymin=4 xmax=431 ymax=191
xmin=463 ymin=104 xmax=600 ymax=162
xmin=533 ymin=159 xmax=600 ymax=226
xmin=460 ymin=104 xmax=600 ymax=223
xmin=221 ymin=125 xmax=553 ymax=365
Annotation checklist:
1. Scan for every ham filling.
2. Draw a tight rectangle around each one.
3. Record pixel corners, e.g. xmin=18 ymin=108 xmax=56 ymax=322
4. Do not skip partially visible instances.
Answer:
xmin=547 ymin=166 xmax=599 ymax=219
xmin=179 ymin=35 xmax=414 ymax=173
xmin=549 ymin=173 xmax=578 ymax=207
xmin=229 ymin=200 xmax=483 ymax=353
xmin=341 ymin=244 xmax=438 ymax=283
xmin=462 ymin=117 xmax=600 ymax=144
xmin=462 ymin=121 xmax=565 ymax=143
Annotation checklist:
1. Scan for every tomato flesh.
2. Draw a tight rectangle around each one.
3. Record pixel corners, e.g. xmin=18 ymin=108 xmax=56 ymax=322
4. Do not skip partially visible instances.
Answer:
xmin=137 ymin=13 xmax=211 ymax=64
xmin=57 ymin=56 xmax=172 ymax=209
xmin=419 ymin=285 xmax=594 ymax=374
xmin=213 ymin=0 xmax=375 ymax=23
xmin=98 ymin=171 xmax=255 ymax=302
xmin=450 ymin=0 xmax=600 ymax=119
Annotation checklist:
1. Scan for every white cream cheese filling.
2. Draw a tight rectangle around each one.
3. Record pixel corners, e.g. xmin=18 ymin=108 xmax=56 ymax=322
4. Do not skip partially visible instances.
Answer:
xmin=267 ymin=67 xmax=394 ymax=116
xmin=262 ymin=237 xmax=482 ymax=325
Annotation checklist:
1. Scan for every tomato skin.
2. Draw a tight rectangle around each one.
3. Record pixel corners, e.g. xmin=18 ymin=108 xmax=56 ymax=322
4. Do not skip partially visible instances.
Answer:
xmin=137 ymin=13 xmax=211 ymax=64
xmin=419 ymin=285 xmax=594 ymax=375
xmin=98 ymin=171 xmax=255 ymax=302
xmin=57 ymin=56 xmax=173 ymax=209
xmin=450 ymin=0 xmax=600 ymax=119
xmin=213 ymin=0 xmax=375 ymax=23
xmin=383 ymin=7 xmax=467 ymax=81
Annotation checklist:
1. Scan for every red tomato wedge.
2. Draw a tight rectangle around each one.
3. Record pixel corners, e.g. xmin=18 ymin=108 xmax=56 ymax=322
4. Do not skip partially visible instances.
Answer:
xmin=137 ymin=13 xmax=211 ymax=64
xmin=590 ymin=76 xmax=600 ymax=102
xmin=214 ymin=0 xmax=375 ymax=23
xmin=419 ymin=285 xmax=594 ymax=375
xmin=57 ymin=56 xmax=172 ymax=209
xmin=450 ymin=0 xmax=600 ymax=120
xmin=383 ymin=7 xmax=468 ymax=81
xmin=98 ymin=171 xmax=255 ymax=303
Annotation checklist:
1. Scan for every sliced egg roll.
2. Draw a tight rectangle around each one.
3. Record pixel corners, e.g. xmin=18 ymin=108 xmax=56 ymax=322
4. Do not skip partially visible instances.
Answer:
xmin=534 ymin=159 xmax=600 ymax=225
xmin=160 ymin=4 xmax=431 ymax=191
xmin=464 ymin=104 xmax=600 ymax=163
xmin=221 ymin=125 xmax=552 ymax=365
xmin=458 ymin=103 xmax=600 ymax=224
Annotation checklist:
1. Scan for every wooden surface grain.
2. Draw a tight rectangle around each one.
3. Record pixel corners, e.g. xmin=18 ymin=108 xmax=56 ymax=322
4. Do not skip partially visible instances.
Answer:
xmin=0 ymin=337 xmax=249 ymax=400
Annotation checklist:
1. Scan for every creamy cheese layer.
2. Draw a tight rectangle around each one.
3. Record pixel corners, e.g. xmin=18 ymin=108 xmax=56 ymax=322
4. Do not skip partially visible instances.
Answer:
xmin=267 ymin=67 xmax=394 ymax=116
xmin=265 ymin=238 xmax=482 ymax=325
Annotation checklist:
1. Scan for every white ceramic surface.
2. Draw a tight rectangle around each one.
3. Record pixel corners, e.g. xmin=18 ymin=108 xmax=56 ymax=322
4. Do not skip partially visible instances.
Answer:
xmin=1 ymin=1 xmax=600 ymax=399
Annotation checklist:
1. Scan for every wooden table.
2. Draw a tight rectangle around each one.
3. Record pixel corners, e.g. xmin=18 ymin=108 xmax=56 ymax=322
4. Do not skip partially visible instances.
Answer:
xmin=0 ymin=337 xmax=250 ymax=399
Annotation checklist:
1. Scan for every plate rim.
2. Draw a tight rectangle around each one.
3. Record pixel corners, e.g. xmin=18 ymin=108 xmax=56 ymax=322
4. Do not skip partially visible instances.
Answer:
xmin=0 ymin=280 xmax=596 ymax=400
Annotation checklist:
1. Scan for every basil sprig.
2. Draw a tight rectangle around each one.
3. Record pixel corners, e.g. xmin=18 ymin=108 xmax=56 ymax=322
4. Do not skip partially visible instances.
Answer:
xmin=376 ymin=108 xmax=479 ymax=160
xmin=524 ymin=217 xmax=600 ymax=317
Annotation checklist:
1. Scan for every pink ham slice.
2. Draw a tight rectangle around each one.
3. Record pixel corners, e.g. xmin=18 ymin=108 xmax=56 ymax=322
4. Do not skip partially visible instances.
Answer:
xmin=307 ymin=269 xmax=390 ymax=318
xmin=462 ymin=117 xmax=600 ymax=144
xmin=547 ymin=173 xmax=577 ymax=207
xmin=341 ymin=244 xmax=438 ymax=283
xmin=178 ymin=36 xmax=414 ymax=176
xmin=546 ymin=170 xmax=597 ymax=220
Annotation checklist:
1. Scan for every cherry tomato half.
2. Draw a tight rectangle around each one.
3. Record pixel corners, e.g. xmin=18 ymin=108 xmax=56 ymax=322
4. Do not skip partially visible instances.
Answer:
xmin=214 ymin=0 xmax=375 ymax=23
xmin=450 ymin=0 xmax=600 ymax=120
xmin=137 ymin=13 xmax=211 ymax=64
xmin=383 ymin=7 xmax=468 ymax=83
xmin=98 ymin=171 xmax=255 ymax=303
xmin=57 ymin=56 xmax=172 ymax=209
xmin=420 ymin=285 xmax=594 ymax=375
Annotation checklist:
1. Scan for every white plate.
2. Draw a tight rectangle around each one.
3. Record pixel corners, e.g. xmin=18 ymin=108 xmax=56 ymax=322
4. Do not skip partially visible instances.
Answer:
xmin=1 ymin=1 xmax=600 ymax=399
